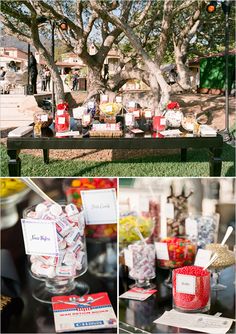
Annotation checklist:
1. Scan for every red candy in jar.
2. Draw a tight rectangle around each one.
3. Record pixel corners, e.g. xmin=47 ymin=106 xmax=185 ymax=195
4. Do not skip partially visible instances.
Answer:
xmin=156 ymin=237 xmax=196 ymax=269
xmin=55 ymin=102 xmax=70 ymax=133
xmin=173 ymin=266 xmax=211 ymax=312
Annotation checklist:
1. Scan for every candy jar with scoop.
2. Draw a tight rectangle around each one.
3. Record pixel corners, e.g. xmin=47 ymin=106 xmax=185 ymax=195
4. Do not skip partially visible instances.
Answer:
xmin=22 ymin=201 xmax=89 ymax=303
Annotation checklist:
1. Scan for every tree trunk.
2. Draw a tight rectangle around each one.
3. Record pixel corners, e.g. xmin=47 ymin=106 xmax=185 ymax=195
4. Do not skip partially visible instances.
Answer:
xmin=174 ymin=43 xmax=191 ymax=91
xmin=85 ymin=67 xmax=106 ymax=101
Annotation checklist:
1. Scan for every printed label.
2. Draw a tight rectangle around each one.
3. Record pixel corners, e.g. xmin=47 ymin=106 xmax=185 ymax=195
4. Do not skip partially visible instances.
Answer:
xmin=125 ymin=113 xmax=134 ymax=126
xmin=57 ymin=110 xmax=64 ymax=116
xmin=21 ymin=218 xmax=59 ymax=256
xmin=105 ymin=105 xmax=113 ymax=112
xmin=176 ymin=274 xmax=196 ymax=295
xmin=116 ymin=96 xmax=122 ymax=103
xmin=128 ymin=101 xmax=136 ymax=108
xmin=101 ymin=95 xmax=108 ymax=102
xmin=155 ymin=242 xmax=169 ymax=260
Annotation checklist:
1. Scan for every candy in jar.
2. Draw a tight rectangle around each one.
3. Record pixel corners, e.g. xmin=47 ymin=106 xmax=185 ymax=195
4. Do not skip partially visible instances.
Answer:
xmin=173 ymin=266 xmax=211 ymax=312
xmin=156 ymin=237 xmax=196 ymax=269
xmin=125 ymin=242 xmax=156 ymax=288
xmin=55 ymin=102 xmax=70 ymax=132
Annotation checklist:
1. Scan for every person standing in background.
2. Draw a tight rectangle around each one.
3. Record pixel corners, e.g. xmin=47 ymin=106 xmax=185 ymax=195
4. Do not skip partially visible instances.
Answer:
xmin=39 ymin=66 xmax=47 ymax=91
xmin=29 ymin=52 xmax=38 ymax=94
xmin=0 ymin=67 xmax=6 ymax=80
xmin=72 ymin=70 xmax=79 ymax=91
xmin=45 ymin=68 xmax=51 ymax=91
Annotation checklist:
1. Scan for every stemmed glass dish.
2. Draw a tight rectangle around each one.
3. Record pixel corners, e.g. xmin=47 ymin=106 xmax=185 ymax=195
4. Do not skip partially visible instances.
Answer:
xmin=205 ymin=243 xmax=235 ymax=290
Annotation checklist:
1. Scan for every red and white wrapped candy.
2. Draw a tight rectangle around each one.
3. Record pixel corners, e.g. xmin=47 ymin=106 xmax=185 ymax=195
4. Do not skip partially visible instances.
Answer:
xmin=28 ymin=202 xmax=87 ymax=279
xmin=127 ymin=242 xmax=156 ymax=282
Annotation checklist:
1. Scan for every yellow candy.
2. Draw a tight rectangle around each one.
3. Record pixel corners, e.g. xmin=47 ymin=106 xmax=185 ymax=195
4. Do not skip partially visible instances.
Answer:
xmin=0 ymin=178 xmax=26 ymax=198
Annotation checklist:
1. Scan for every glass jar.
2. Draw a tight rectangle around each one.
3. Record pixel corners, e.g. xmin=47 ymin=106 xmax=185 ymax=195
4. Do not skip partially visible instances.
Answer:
xmin=181 ymin=113 xmax=196 ymax=132
xmin=33 ymin=113 xmax=42 ymax=137
xmin=165 ymin=109 xmax=183 ymax=128
xmin=125 ymin=112 xmax=135 ymax=127
xmin=173 ymin=266 xmax=211 ymax=312
xmin=185 ymin=213 xmax=220 ymax=249
xmin=119 ymin=214 xmax=153 ymax=246
xmin=23 ymin=203 xmax=88 ymax=303
xmin=55 ymin=110 xmax=70 ymax=132
xmin=126 ymin=241 xmax=156 ymax=289
xmin=155 ymin=237 xmax=196 ymax=288
xmin=156 ymin=237 xmax=196 ymax=269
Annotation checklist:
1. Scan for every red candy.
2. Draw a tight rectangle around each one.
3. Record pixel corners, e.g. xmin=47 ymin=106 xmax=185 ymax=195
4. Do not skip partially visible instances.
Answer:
xmin=157 ymin=237 xmax=196 ymax=269
xmin=173 ymin=266 xmax=210 ymax=311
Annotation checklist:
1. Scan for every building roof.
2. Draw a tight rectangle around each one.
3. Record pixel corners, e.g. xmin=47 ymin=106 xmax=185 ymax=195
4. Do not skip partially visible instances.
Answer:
xmin=0 ymin=47 xmax=28 ymax=55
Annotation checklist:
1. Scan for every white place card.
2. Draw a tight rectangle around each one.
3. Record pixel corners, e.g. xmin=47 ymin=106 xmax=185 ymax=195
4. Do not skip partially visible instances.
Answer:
xmin=124 ymin=248 xmax=133 ymax=268
xmin=185 ymin=217 xmax=198 ymax=237
xmin=116 ymin=96 xmax=122 ymax=103
xmin=81 ymin=189 xmax=117 ymax=225
xmin=83 ymin=114 xmax=91 ymax=122
xmin=133 ymin=110 xmax=140 ymax=118
xmin=128 ymin=101 xmax=136 ymax=108
xmin=105 ymin=105 xmax=113 ymax=112
xmin=57 ymin=110 xmax=64 ymax=116
xmin=58 ymin=117 xmax=65 ymax=125
xmin=154 ymin=309 xmax=234 ymax=334
xmin=87 ymin=101 xmax=95 ymax=108
xmin=176 ymin=274 xmax=196 ymax=295
xmin=41 ymin=114 xmax=48 ymax=122
xmin=21 ymin=219 xmax=59 ymax=256
xmin=125 ymin=113 xmax=134 ymax=126
xmin=194 ymin=249 xmax=213 ymax=267
xmin=155 ymin=242 xmax=169 ymax=260
xmin=144 ymin=110 xmax=152 ymax=118
xmin=73 ymin=107 xmax=86 ymax=119
xmin=165 ymin=203 xmax=174 ymax=219
xmin=160 ymin=117 xmax=166 ymax=125
xmin=101 ymin=95 xmax=108 ymax=102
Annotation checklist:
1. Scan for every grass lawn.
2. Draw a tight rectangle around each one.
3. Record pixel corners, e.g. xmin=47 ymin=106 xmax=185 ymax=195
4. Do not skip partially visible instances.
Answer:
xmin=1 ymin=143 xmax=235 ymax=177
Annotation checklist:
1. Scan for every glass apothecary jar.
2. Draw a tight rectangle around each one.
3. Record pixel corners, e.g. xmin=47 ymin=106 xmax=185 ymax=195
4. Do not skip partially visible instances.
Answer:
xmin=185 ymin=213 xmax=220 ymax=249
xmin=125 ymin=241 xmax=156 ymax=289
xmin=22 ymin=202 xmax=88 ymax=303
xmin=173 ymin=266 xmax=211 ymax=313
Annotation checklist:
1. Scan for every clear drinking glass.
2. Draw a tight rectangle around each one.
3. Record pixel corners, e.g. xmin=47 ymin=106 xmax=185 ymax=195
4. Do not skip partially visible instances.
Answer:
xmin=23 ymin=204 xmax=89 ymax=304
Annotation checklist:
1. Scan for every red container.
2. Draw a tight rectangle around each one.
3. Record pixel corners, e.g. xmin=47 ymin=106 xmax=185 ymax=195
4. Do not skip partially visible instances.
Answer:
xmin=55 ymin=111 xmax=70 ymax=132
xmin=173 ymin=266 xmax=211 ymax=312
xmin=153 ymin=116 xmax=166 ymax=132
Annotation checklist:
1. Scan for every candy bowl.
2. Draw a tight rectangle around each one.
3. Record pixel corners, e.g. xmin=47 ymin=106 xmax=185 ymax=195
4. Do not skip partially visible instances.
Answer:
xmin=205 ymin=243 xmax=235 ymax=290
xmin=165 ymin=109 xmax=183 ymax=128
xmin=181 ymin=113 xmax=196 ymax=132
xmin=22 ymin=203 xmax=89 ymax=304
xmin=173 ymin=266 xmax=211 ymax=313
xmin=125 ymin=242 xmax=156 ymax=289
xmin=155 ymin=237 xmax=196 ymax=288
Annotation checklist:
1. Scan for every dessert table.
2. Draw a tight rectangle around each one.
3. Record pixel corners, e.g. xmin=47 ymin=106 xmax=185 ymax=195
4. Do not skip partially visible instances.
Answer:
xmin=119 ymin=265 xmax=235 ymax=333
xmin=6 ymin=120 xmax=223 ymax=176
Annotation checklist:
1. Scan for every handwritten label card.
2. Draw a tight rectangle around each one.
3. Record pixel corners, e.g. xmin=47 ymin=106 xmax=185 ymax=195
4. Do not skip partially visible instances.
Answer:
xmin=194 ymin=249 xmax=213 ymax=267
xmin=21 ymin=219 xmax=59 ymax=256
xmin=101 ymin=95 xmax=108 ymax=102
xmin=116 ymin=96 xmax=122 ymax=103
xmin=41 ymin=115 xmax=48 ymax=122
xmin=128 ymin=101 xmax=136 ymax=108
xmin=58 ymin=117 xmax=65 ymax=125
xmin=120 ymin=287 xmax=157 ymax=301
xmin=81 ymin=189 xmax=117 ymax=225
xmin=155 ymin=242 xmax=169 ymax=260
xmin=176 ymin=274 xmax=196 ymax=295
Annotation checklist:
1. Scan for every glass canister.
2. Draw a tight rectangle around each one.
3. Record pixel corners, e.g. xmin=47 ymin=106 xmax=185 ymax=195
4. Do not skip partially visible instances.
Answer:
xmin=55 ymin=109 xmax=70 ymax=132
xmin=185 ymin=213 xmax=220 ymax=249
xmin=173 ymin=266 xmax=211 ymax=313
xmin=125 ymin=241 xmax=156 ymax=289
xmin=125 ymin=112 xmax=135 ymax=128
xmin=181 ymin=113 xmax=196 ymax=132
xmin=22 ymin=202 xmax=88 ymax=303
